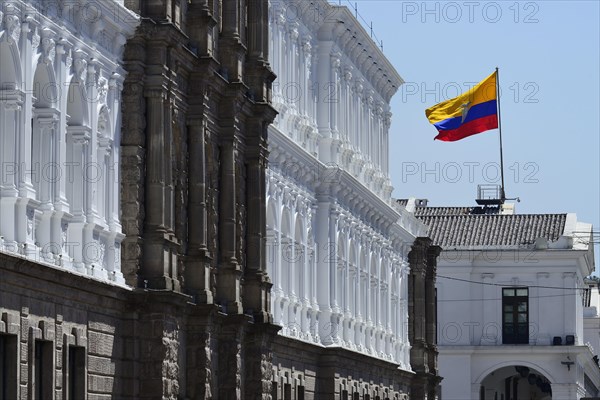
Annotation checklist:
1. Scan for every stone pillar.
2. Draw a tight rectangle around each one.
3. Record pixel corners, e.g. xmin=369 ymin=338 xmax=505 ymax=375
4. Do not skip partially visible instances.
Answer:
xmin=217 ymin=139 xmax=242 ymax=314
xmin=243 ymin=120 xmax=272 ymax=322
xmin=0 ymin=95 xmax=21 ymax=249
xmin=19 ymin=17 xmax=36 ymax=200
xmin=54 ymin=40 xmax=69 ymax=213
xmin=409 ymin=238 xmax=429 ymax=377
xmin=426 ymin=245 xmax=440 ymax=375
xmin=316 ymin=41 xmax=334 ymax=140
xmin=219 ymin=0 xmax=244 ymax=81
xmin=185 ymin=315 xmax=215 ymax=399
xmin=185 ymin=118 xmax=213 ymax=303
xmin=244 ymin=324 xmax=279 ymax=400
xmin=86 ymin=62 xmax=101 ymax=224
xmin=142 ymin=88 xmax=180 ymax=291
xmin=108 ymin=75 xmax=123 ymax=231
xmin=137 ymin=311 xmax=181 ymax=400
xmin=120 ymin=31 xmax=147 ymax=286
xmin=315 ymin=194 xmax=332 ymax=344
xmin=400 ymin=261 xmax=410 ymax=365
xmin=217 ymin=320 xmax=244 ymax=400
xmin=246 ymin=0 xmax=272 ymax=102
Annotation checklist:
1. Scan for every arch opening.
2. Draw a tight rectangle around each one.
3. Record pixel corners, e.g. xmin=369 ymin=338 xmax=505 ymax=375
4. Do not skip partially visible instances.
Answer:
xmin=479 ymin=365 xmax=552 ymax=400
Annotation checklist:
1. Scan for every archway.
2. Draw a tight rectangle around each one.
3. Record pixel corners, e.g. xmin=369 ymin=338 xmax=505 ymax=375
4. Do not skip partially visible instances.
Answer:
xmin=480 ymin=365 xmax=552 ymax=400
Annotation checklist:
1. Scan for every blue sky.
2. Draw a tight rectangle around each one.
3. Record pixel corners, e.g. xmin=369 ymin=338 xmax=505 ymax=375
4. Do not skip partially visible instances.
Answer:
xmin=346 ymin=0 xmax=600 ymax=271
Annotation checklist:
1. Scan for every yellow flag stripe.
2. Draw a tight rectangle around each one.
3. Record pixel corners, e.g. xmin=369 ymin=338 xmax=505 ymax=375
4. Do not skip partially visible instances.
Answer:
xmin=425 ymin=71 xmax=497 ymax=124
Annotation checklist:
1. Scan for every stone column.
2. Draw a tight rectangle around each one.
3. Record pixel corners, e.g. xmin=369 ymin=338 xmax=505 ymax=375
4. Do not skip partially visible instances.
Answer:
xmin=409 ymin=238 xmax=428 ymax=375
xmin=388 ymin=262 xmax=395 ymax=339
xmin=19 ymin=17 xmax=36 ymax=200
xmin=185 ymin=118 xmax=213 ymax=303
xmin=219 ymin=0 xmax=243 ymax=81
xmin=217 ymin=139 xmax=242 ymax=314
xmin=217 ymin=321 xmax=244 ymax=400
xmin=0 ymin=94 xmax=23 ymax=251
xmin=54 ymin=39 xmax=69 ymax=213
xmin=426 ymin=245 xmax=440 ymax=374
xmin=364 ymin=239 xmax=372 ymax=325
xmin=315 ymin=193 xmax=332 ymax=344
xmin=409 ymin=242 xmax=426 ymax=344
xmin=245 ymin=0 xmax=271 ymax=102
xmin=244 ymin=324 xmax=279 ymax=400
xmin=185 ymin=315 xmax=215 ymax=399
xmin=86 ymin=63 xmax=101 ymax=224
xmin=243 ymin=124 xmax=272 ymax=322
xmin=142 ymin=88 xmax=180 ymax=290
xmin=316 ymin=41 xmax=334 ymax=141
xmin=0 ymin=98 xmax=19 ymax=196
xmin=401 ymin=261 xmax=410 ymax=366
xmin=108 ymin=75 xmax=123 ymax=231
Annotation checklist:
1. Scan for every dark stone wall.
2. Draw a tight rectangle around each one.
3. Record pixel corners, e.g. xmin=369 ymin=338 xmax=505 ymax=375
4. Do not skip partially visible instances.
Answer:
xmin=408 ymin=237 xmax=442 ymax=399
xmin=0 ymin=253 xmax=132 ymax=399
xmin=272 ymin=335 xmax=412 ymax=399
xmin=117 ymin=0 xmax=279 ymax=397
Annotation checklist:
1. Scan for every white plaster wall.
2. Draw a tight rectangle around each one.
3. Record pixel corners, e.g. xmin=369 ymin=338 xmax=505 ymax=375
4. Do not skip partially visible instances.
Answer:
xmin=437 ymin=252 xmax=587 ymax=348
xmin=0 ymin=0 xmax=139 ymax=284
xmin=437 ymin=239 xmax=599 ymax=399
xmin=265 ymin=0 xmax=423 ymax=368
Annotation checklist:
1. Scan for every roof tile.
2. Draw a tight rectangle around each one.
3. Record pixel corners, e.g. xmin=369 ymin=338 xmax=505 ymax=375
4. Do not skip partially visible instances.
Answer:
xmin=417 ymin=213 xmax=567 ymax=247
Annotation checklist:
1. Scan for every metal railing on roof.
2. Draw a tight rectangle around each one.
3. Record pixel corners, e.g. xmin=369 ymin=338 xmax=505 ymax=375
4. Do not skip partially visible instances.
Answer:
xmin=336 ymin=0 xmax=385 ymax=51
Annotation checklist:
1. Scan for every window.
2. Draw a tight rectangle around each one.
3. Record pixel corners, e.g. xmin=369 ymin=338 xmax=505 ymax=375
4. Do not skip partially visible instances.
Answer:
xmin=502 ymin=288 xmax=529 ymax=344
xmin=0 ymin=335 xmax=17 ymax=400
xmin=34 ymin=340 xmax=53 ymax=400
xmin=284 ymin=383 xmax=291 ymax=400
xmin=65 ymin=346 xmax=85 ymax=400
xmin=298 ymin=386 xmax=305 ymax=400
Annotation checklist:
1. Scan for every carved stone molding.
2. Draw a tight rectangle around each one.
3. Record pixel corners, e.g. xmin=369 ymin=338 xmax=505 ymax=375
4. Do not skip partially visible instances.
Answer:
xmin=5 ymin=15 xmax=20 ymax=44
xmin=41 ymin=30 xmax=56 ymax=65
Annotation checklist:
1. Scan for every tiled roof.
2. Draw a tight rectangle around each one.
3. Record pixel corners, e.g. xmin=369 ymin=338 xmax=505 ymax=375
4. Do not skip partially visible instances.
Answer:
xmin=418 ymin=213 xmax=567 ymax=247
xmin=415 ymin=206 xmax=500 ymax=217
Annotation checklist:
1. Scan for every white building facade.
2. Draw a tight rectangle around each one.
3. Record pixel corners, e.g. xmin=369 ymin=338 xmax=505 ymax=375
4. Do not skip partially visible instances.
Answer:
xmin=266 ymin=0 xmax=431 ymax=397
xmin=583 ymin=279 xmax=600 ymax=376
xmin=415 ymin=205 xmax=600 ymax=400
xmin=0 ymin=0 xmax=138 ymax=284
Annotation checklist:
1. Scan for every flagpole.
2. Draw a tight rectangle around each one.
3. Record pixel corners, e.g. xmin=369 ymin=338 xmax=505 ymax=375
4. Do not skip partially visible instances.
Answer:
xmin=496 ymin=67 xmax=506 ymax=202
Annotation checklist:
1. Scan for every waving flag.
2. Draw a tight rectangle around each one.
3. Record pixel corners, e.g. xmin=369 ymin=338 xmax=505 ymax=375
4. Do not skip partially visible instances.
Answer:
xmin=426 ymin=71 xmax=498 ymax=142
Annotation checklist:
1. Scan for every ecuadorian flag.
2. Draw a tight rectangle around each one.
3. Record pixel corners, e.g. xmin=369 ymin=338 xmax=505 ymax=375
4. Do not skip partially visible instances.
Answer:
xmin=426 ymin=71 xmax=498 ymax=142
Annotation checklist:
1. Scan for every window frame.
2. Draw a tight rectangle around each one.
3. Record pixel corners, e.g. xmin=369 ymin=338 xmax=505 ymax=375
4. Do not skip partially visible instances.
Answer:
xmin=0 ymin=334 xmax=17 ymax=400
xmin=502 ymin=287 xmax=529 ymax=344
